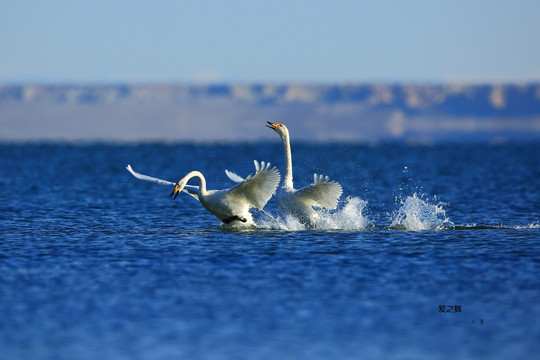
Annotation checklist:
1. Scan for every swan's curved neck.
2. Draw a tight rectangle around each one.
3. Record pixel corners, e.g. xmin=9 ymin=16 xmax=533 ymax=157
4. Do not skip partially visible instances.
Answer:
xmin=281 ymin=133 xmax=294 ymax=189
xmin=180 ymin=171 xmax=207 ymax=195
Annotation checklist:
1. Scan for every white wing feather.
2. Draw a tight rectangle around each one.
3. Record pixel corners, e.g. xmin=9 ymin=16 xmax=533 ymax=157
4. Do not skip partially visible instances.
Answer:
xmin=224 ymin=169 xmax=245 ymax=183
xmin=126 ymin=165 xmax=175 ymax=186
xmin=295 ymin=173 xmax=343 ymax=209
xmin=228 ymin=160 xmax=281 ymax=209
xmin=126 ymin=165 xmax=199 ymax=200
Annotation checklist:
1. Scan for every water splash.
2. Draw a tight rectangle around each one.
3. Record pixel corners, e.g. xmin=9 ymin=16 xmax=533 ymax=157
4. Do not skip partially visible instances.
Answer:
xmin=256 ymin=196 xmax=371 ymax=231
xmin=390 ymin=193 xmax=452 ymax=231
xmin=255 ymin=211 xmax=306 ymax=231
xmin=316 ymin=196 xmax=371 ymax=230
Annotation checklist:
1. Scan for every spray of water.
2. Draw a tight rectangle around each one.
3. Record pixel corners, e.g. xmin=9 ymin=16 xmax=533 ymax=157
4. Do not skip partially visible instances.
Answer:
xmin=256 ymin=196 xmax=371 ymax=231
xmin=316 ymin=196 xmax=371 ymax=230
xmin=251 ymin=166 xmax=539 ymax=232
xmin=390 ymin=193 xmax=452 ymax=231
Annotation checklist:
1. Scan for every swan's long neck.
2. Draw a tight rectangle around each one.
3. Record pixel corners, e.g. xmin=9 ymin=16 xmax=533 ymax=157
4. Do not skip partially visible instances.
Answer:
xmin=281 ymin=133 xmax=294 ymax=189
xmin=179 ymin=171 xmax=207 ymax=196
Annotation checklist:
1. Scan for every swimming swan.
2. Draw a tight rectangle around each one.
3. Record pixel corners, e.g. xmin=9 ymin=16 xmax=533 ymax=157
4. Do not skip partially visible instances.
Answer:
xmin=126 ymin=161 xmax=280 ymax=226
xmin=266 ymin=122 xmax=343 ymax=223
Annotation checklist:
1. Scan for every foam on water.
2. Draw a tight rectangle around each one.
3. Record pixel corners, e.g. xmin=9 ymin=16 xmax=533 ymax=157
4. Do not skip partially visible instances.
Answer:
xmin=390 ymin=193 xmax=452 ymax=231
xmin=450 ymin=223 xmax=540 ymax=230
xmin=518 ymin=222 xmax=540 ymax=229
xmin=256 ymin=196 xmax=371 ymax=231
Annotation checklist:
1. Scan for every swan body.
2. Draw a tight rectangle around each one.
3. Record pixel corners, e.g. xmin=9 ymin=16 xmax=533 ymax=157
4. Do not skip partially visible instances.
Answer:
xmin=126 ymin=161 xmax=280 ymax=226
xmin=267 ymin=122 xmax=343 ymax=223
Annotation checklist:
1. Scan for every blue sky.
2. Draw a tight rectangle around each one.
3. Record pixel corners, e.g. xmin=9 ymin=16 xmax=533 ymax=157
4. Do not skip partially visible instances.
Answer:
xmin=1 ymin=0 xmax=539 ymax=84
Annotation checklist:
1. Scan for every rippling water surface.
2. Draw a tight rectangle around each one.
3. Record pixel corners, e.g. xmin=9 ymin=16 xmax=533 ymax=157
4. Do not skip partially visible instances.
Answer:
xmin=1 ymin=142 xmax=539 ymax=359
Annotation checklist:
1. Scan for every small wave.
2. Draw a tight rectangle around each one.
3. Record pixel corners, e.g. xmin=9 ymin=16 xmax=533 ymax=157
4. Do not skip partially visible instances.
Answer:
xmin=390 ymin=193 xmax=452 ymax=231
xmin=256 ymin=196 xmax=371 ymax=231
xmin=446 ymin=222 xmax=540 ymax=230
xmin=516 ymin=222 xmax=540 ymax=229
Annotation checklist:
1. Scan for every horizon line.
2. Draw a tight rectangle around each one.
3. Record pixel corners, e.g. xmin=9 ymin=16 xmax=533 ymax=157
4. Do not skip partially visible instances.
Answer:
xmin=2 ymin=80 xmax=540 ymax=87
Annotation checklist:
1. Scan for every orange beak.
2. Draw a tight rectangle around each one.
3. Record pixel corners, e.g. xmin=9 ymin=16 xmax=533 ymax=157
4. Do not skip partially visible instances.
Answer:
xmin=266 ymin=121 xmax=282 ymax=130
xmin=169 ymin=184 xmax=180 ymax=200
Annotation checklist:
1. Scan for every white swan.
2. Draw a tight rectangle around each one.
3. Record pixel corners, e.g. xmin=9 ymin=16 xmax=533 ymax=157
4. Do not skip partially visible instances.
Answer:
xmin=266 ymin=122 xmax=343 ymax=224
xmin=126 ymin=161 xmax=280 ymax=226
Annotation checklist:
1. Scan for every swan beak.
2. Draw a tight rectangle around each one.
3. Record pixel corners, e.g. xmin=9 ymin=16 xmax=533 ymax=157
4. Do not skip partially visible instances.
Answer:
xmin=266 ymin=121 xmax=281 ymax=130
xmin=169 ymin=184 xmax=180 ymax=200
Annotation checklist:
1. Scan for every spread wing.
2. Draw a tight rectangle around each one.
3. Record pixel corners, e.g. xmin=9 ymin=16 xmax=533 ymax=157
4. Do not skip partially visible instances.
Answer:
xmin=126 ymin=165 xmax=199 ymax=200
xmin=227 ymin=160 xmax=281 ymax=209
xmin=295 ymin=173 xmax=343 ymax=209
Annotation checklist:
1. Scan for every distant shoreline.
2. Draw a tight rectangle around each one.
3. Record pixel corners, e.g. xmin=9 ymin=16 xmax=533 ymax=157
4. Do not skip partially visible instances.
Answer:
xmin=1 ymin=83 xmax=539 ymax=142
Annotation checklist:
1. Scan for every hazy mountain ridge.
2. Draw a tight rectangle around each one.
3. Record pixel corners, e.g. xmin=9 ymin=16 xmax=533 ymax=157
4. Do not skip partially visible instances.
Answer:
xmin=2 ymin=83 xmax=540 ymax=117
xmin=1 ymin=83 xmax=540 ymax=142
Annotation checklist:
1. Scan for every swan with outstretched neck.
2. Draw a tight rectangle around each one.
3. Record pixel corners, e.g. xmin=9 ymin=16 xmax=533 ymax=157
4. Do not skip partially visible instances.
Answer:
xmin=266 ymin=122 xmax=343 ymax=224
xmin=126 ymin=161 xmax=280 ymax=227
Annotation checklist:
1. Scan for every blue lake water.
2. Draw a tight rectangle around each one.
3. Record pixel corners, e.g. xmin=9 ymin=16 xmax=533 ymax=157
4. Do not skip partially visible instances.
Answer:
xmin=1 ymin=142 xmax=539 ymax=359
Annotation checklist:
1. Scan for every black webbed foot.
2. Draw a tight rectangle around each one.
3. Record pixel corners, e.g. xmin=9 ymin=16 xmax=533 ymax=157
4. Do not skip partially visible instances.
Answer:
xmin=222 ymin=215 xmax=248 ymax=224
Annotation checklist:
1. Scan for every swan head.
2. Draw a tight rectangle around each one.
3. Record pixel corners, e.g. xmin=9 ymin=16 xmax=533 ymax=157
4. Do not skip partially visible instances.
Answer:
xmin=169 ymin=179 xmax=188 ymax=200
xmin=266 ymin=122 xmax=289 ymax=139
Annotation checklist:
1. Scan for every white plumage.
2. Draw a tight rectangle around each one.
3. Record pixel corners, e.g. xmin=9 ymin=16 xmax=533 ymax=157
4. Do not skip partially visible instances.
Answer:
xmin=126 ymin=161 xmax=280 ymax=226
xmin=266 ymin=122 xmax=343 ymax=224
